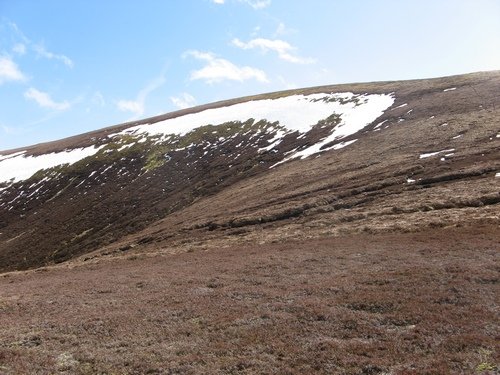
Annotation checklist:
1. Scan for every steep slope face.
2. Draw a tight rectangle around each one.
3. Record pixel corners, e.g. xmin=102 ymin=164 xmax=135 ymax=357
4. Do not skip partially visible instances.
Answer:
xmin=0 ymin=72 xmax=499 ymax=272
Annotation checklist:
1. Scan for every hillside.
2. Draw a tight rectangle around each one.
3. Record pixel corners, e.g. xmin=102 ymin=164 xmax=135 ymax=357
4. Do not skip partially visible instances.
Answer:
xmin=0 ymin=71 xmax=499 ymax=374
xmin=1 ymin=71 xmax=498 ymax=272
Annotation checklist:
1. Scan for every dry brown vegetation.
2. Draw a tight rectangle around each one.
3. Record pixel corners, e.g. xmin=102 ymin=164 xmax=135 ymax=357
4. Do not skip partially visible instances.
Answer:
xmin=0 ymin=225 xmax=498 ymax=374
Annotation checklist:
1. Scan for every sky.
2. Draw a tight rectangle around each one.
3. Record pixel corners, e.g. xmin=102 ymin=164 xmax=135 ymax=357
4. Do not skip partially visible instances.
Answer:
xmin=1 ymin=0 xmax=500 ymax=151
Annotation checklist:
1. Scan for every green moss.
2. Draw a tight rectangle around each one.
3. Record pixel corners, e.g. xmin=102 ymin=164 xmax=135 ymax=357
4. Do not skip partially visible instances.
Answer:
xmin=476 ymin=349 xmax=496 ymax=373
xmin=143 ymin=149 xmax=169 ymax=171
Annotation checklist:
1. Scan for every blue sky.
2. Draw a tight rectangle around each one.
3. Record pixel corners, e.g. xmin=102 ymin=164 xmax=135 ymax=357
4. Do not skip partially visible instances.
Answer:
xmin=1 ymin=0 xmax=500 ymax=151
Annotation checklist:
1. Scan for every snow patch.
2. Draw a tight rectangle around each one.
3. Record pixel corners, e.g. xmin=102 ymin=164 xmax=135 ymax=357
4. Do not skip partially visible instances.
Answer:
xmin=419 ymin=149 xmax=455 ymax=159
xmin=118 ymin=92 xmax=392 ymax=140
xmin=392 ymin=103 xmax=407 ymax=110
xmin=443 ymin=87 xmax=456 ymax=92
xmin=0 ymin=146 xmax=104 ymax=184
xmin=331 ymin=139 xmax=357 ymax=150
xmin=258 ymin=130 xmax=285 ymax=152
xmin=373 ymin=120 xmax=387 ymax=130
xmin=0 ymin=151 xmax=26 ymax=162
xmin=283 ymin=94 xmax=394 ymax=160
xmin=118 ymin=143 xmax=134 ymax=152
xmin=115 ymin=92 xmax=394 ymax=163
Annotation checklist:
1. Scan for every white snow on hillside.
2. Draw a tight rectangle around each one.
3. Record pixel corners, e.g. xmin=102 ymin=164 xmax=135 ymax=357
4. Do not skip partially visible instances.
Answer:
xmin=119 ymin=92 xmax=394 ymax=160
xmin=419 ymin=149 xmax=455 ymax=159
xmin=0 ymin=151 xmax=26 ymax=161
xmin=0 ymin=146 xmax=103 ymax=184
xmin=0 ymin=92 xmax=394 ymax=184
xmin=287 ymin=94 xmax=394 ymax=160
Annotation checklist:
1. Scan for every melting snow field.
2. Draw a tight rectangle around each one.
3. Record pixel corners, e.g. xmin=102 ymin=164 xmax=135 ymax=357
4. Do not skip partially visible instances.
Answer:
xmin=0 ymin=146 xmax=103 ymax=184
xmin=0 ymin=92 xmax=395 ymax=184
xmin=120 ymin=92 xmax=394 ymax=161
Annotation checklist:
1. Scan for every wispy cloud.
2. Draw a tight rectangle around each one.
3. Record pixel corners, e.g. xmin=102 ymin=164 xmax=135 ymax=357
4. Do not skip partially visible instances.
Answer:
xmin=211 ymin=0 xmax=269 ymax=7
xmin=6 ymin=21 xmax=74 ymax=68
xmin=92 ymin=91 xmax=106 ymax=107
xmin=117 ymin=100 xmax=143 ymax=115
xmin=232 ymin=37 xmax=315 ymax=64
xmin=33 ymin=44 xmax=74 ymax=68
xmin=0 ymin=56 xmax=26 ymax=84
xmin=170 ymin=93 xmax=197 ymax=109
xmin=274 ymin=22 xmax=296 ymax=37
xmin=275 ymin=22 xmax=287 ymax=36
xmin=185 ymin=50 xmax=268 ymax=84
xmin=24 ymin=87 xmax=70 ymax=111
xmin=240 ymin=0 xmax=271 ymax=9
xmin=8 ymin=21 xmax=29 ymax=44
xmin=116 ymin=69 xmax=167 ymax=117
xmin=12 ymin=43 xmax=26 ymax=55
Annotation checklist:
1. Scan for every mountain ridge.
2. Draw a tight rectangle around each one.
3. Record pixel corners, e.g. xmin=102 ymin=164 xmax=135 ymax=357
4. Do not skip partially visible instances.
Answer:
xmin=2 ymin=69 xmax=496 ymax=155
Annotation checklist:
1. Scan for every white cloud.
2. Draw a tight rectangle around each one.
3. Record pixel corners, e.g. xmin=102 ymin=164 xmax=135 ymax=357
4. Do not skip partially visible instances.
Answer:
xmin=117 ymin=100 xmax=143 ymax=115
xmin=12 ymin=43 xmax=26 ymax=55
xmin=116 ymin=70 xmax=167 ymax=117
xmin=240 ymin=0 xmax=271 ymax=9
xmin=210 ymin=0 xmax=269 ymax=7
xmin=232 ymin=37 xmax=315 ymax=64
xmin=0 ymin=56 xmax=26 ymax=84
xmin=33 ymin=44 xmax=74 ymax=68
xmin=186 ymin=50 xmax=268 ymax=84
xmin=170 ymin=93 xmax=197 ymax=109
xmin=24 ymin=87 xmax=70 ymax=111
